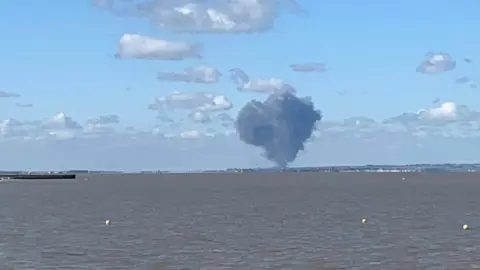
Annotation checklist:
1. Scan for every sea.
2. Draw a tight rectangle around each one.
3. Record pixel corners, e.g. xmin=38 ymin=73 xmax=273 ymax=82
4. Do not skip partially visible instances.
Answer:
xmin=0 ymin=172 xmax=479 ymax=269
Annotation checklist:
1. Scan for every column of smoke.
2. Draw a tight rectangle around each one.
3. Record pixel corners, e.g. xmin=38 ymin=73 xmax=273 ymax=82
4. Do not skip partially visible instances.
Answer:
xmin=235 ymin=92 xmax=322 ymax=168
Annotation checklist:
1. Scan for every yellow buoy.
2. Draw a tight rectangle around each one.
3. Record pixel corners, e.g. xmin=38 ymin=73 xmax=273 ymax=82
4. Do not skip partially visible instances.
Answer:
xmin=105 ymin=220 xmax=111 ymax=225
xmin=463 ymin=224 xmax=470 ymax=230
xmin=361 ymin=218 xmax=367 ymax=224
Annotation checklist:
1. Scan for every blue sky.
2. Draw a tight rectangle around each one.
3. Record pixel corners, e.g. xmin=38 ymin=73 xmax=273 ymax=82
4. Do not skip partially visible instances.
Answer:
xmin=1 ymin=0 xmax=478 ymax=125
xmin=1 ymin=0 xmax=480 ymax=170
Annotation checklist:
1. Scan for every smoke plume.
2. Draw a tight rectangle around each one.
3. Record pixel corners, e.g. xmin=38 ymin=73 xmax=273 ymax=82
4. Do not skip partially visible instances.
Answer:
xmin=235 ymin=92 xmax=322 ymax=168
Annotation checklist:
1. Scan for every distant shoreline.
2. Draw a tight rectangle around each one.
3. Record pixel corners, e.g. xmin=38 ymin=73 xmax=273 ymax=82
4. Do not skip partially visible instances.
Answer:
xmin=1 ymin=163 xmax=480 ymax=175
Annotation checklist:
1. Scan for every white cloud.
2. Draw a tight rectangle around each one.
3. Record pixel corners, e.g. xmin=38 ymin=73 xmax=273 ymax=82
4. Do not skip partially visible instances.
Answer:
xmin=42 ymin=113 xmax=82 ymax=131
xmin=116 ymin=34 xmax=202 ymax=60
xmin=148 ymin=91 xmax=232 ymax=113
xmin=420 ymin=102 xmax=457 ymax=120
xmin=386 ymin=102 xmax=479 ymax=127
xmin=0 ymin=119 xmax=27 ymax=138
xmin=157 ymin=65 xmax=221 ymax=84
xmin=229 ymin=68 xmax=295 ymax=94
xmin=95 ymin=0 xmax=301 ymax=33
xmin=4 ymin=101 xmax=480 ymax=171
xmin=416 ymin=52 xmax=456 ymax=74
xmin=83 ymin=115 xmax=120 ymax=136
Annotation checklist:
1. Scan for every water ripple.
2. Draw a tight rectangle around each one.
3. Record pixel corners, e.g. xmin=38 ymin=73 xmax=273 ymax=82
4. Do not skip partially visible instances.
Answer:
xmin=0 ymin=174 xmax=479 ymax=269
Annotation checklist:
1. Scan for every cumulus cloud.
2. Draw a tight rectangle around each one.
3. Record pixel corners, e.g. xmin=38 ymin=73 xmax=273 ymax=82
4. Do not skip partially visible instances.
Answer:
xmin=384 ymin=102 xmax=480 ymax=128
xmin=38 ymin=113 xmax=83 ymax=140
xmin=4 ymin=100 xmax=480 ymax=171
xmin=4 ymin=122 xmax=480 ymax=171
xmin=4 ymin=101 xmax=480 ymax=171
xmin=95 ymin=0 xmax=301 ymax=33
xmin=0 ymin=119 xmax=27 ymax=138
xmin=302 ymin=102 xmax=480 ymax=146
xmin=229 ymin=68 xmax=295 ymax=94
xmin=83 ymin=115 xmax=120 ymax=136
xmin=416 ymin=52 xmax=456 ymax=74
xmin=289 ymin=62 xmax=328 ymax=72
xmin=0 ymin=113 xmax=83 ymax=141
xmin=4 ymin=102 xmax=479 ymax=139
xmin=148 ymin=91 xmax=232 ymax=113
xmin=157 ymin=65 xmax=221 ymax=84
xmin=0 ymin=91 xmax=20 ymax=98
xmin=42 ymin=113 xmax=82 ymax=131
xmin=420 ymin=102 xmax=458 ymax=120
xmin=116 ymin=34 xmax=202 ymax=60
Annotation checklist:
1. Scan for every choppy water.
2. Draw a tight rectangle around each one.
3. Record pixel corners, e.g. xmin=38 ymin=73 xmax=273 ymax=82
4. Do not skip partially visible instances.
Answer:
xmin=0 ymin=173 xmax=479 ymax=269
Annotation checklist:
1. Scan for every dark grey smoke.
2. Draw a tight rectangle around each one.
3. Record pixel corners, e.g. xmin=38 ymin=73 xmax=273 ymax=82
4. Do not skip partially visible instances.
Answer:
xmin=235 ymin=92 xmax=322 ymax=168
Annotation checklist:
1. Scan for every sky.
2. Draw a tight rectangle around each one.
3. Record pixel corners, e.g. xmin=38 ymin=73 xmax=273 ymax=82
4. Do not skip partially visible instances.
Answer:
xmin=0 ymin=0 xmax=480 ymax=171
